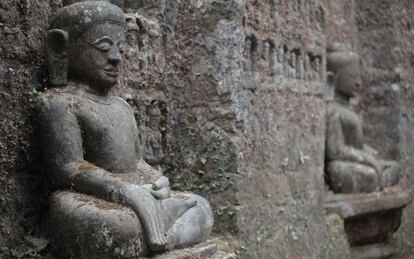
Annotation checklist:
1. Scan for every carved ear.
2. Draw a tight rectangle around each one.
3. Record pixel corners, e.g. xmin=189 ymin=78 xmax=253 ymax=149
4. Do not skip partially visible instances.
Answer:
xmin=46 ymin=29 xmax=68 ymax=58
xmin=326 ymin=71 xmax=335 ymax=100
xmin=326 ymin=71 xmax=334 ymax=86
xmin=46 ymin=29 xmax=69 ymax=87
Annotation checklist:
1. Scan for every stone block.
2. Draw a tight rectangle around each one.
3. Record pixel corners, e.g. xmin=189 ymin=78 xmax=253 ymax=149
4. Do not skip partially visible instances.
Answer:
xmin=49 ymin=191 xmax=147 ymax=259
xmin=351 ymin=243 xmax=394 ymax=259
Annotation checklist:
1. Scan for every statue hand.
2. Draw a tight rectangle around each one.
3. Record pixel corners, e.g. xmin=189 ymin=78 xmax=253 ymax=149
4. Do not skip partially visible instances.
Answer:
xmin=120 ymin=184 xmax=168 ymax=251
xmin=363 ymin=144 xmax=379 ymax=156
xmin=150 ymin=176 xmax=171 ymax=200
xmin=372 ymin=160 xmax=385 ymax=175
xmin=152 ymin=176 xmax=169 ymax=190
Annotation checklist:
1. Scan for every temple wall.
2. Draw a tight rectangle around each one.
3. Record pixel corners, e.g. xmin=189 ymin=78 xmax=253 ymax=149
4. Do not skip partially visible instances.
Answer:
xmin=1 ymin=0 xmax=414 ymax=258
xmin=0 ymin=0 xmax=56 ymax=255
xmin=236 ymin=0 xmax=327 ymax=257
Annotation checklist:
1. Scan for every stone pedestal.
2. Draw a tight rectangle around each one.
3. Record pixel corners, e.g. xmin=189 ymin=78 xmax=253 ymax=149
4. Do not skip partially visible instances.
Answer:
xmin=351 ymin=243 xmax=394 ymax=259
xmin=325 ymin=186 xmax=411 ymax=259
xmin=49 ymin=191 xmax=147 ymax=259
xmin=151 ymin=243 xmax=236 ymax=259
xmin=49 ymin=191 xmax=233 ymax=259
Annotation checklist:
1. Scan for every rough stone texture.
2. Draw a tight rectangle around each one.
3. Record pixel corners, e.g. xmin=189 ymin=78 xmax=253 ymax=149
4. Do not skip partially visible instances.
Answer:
xmin=352 ymin=243 xmax=395 ymax=259
xmin=0 ymin=0 xmax=58 ymax=257
xmin=1 ymin=0 xmax=414 ymax=258
xmin=49 ymin=191 xmax=149 ymax=258
xmin=323 ymin=0 xmax=414 ymax=257
xmin=151 ymin=243 xmax=236 ymax=259
xmin=320 ymin=214 xmax=351 ymax=259
xmin=354 ymin=1 xmax=414 ymax=258
xmin=236 ymin=1 xmax=327 ymax=257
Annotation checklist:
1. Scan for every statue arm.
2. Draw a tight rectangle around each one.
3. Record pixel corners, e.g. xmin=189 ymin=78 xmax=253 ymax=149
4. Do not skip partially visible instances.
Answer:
xmin=117 ymin=96 xmax=164 ymax=184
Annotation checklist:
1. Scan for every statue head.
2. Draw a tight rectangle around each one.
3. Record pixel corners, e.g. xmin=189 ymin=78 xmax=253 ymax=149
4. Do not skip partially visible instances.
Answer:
xmin=62 ymin=0 xmax=140 ymax=11
xmin=326 ymin=44 xmax=361 ymax=98
xmin=46 ymin=1 xmax=126 ymax=92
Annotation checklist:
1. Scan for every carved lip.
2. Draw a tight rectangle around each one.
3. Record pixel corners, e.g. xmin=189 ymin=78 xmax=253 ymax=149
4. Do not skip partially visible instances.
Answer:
xmin=104 ymin=69 xmax=118 ymax=78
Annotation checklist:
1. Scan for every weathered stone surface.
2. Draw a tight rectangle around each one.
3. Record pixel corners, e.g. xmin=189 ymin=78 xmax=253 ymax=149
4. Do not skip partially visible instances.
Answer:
xmin=345 ymin=209 xmax=402 ymax=247
xmin=150 ymin=242 xmax=236 ymax=259
xmin=1 ymin=0 xmax=414 ymax=258
xmin=352 ymin=243 xmax=395 ymax=259
xmin=0 ymin=0 xmax=55 ymax=254
xmin=38 ymin=2 xmax=214 ymax=257
xmin=353 ymin=1 xmax=414 ymax=257
xmin=325 ymin=187 xmax=411 ymax=218
xmin=151 ymin=243 xmax=216 ymax=259
xmin=325 ymin=186 xmax=410 ymax=256
xmin=320 ymin=214 xmax=351 ymax=259
xmin=325 ymin=45 xmax=401 ymax=194
xmin=49 ymin=191 xmax=147 ymax=258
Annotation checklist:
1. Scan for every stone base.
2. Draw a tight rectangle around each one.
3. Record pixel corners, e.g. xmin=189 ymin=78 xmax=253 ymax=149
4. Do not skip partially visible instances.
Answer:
xmin=351 ymin=243 xmax=394 ymax=259
xmin=151 ymin=243 xmax=236 ymax=259
xmin=324 ymin=186 xmax=410 ymax=255
xmin=49 ymin=191 xmax=147 ymax=259
xmin=345 ymin=208 xmax=401 ymax=246
xmin=324 ymin=186 xmax=411 ymax=219
xmin=49 ymin=191 xmax=230 ymax=259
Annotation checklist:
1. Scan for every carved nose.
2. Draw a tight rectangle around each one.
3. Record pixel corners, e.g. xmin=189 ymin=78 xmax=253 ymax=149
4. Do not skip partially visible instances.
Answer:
xmin=108 ymin=45 xmax=121 ymax=65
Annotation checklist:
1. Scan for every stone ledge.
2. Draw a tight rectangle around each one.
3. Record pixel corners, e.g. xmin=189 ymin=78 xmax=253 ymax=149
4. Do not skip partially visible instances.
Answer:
xmin=324 ymin=186 xmax=411 ymax=218
xmin=151 ymin=243 xmax=236 ymax=259
xmin=351 ymin=243 xmax=394 ymax=259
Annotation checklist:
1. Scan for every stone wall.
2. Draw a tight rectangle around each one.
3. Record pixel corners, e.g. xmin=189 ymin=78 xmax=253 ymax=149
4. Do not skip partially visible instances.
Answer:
xmin=343 ymin=0 xmax=414 ymax=257
xmin=237 ymin=0 xmax=327 ymax=257
xmin=0 ymin=0 xmax=56 ymax=256
xmin=1 ymin=0 xmax=414 ymax=258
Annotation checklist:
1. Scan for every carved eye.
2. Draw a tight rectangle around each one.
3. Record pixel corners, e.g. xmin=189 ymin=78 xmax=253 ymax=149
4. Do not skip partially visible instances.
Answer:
xmin=94 ymin=42 xmax=112 ymax=52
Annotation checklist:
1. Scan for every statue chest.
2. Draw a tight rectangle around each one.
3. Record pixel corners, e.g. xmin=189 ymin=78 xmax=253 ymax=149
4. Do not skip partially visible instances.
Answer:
xmin=336 ymin=104 xmax=364 ymax=149
xmin=74 ymin=98 xmax=139 ymax=173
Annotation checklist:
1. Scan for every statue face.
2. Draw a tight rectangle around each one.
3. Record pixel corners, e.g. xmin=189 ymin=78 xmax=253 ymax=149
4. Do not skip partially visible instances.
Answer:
xmin=335 ymin=61 xmax=361 ymax=98
xmin=68 ymin=22 xmax=126 ymax=91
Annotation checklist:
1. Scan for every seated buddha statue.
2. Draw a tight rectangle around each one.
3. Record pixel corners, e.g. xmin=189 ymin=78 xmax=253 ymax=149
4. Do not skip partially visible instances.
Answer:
xmin=37 ymin=1 xmax=213 ymax=257
xmin=325 ymin=44 xmax=400 ymax=194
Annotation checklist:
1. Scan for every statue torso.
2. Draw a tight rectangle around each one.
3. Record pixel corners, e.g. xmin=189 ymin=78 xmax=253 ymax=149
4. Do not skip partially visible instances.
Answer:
xmin=331 ymin=102 xmax=364 ymax=149
xmin=46 ymin=87 xmax=140 ymax=174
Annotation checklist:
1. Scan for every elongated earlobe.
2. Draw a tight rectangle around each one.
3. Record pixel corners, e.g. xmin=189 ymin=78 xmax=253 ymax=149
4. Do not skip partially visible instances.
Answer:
xmin=46 ymin=29 xmax=69 ymax=86
xmin=326 ymin=71 xmax=335 ymax=101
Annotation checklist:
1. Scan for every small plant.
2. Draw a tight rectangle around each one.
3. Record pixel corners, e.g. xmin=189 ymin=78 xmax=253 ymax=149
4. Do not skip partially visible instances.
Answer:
xmin=27 ymin=88 xmax=40 ymax=103
xmin=200 ymin=156 xmax=208 ymax=165
xmin=215 ymin=205 xmax=229 ymax=216
xmin=299 ymin=151 xmax=310 ymax=165
xmin=159 ymin=126 xmax=167 ymax=132
xmin=196 ymin=170 xmax=205 ymax=176
xmin=281 ymin=157 xmax=289 ymax=168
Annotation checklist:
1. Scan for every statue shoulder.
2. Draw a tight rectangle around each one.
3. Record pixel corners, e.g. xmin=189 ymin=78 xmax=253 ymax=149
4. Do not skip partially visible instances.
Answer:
xmin=36 ymin=89 xmax=78 ymax=117
xmin=327 ymin=102 xmax=339 ymax=118
xmin=115 ymin=96 xmax=134 ymax=113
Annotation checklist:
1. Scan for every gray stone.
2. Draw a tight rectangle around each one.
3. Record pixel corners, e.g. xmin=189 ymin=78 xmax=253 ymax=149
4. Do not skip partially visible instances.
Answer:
xmin=151 ymin=243 xmax=217 ymax=259
xmin=325 ymin=186 xmax=411 ymax=251
xmin=352 ymin=243 xmax=395 ymax=259
xmin=326 ymin=44 xmax=401 ymax=194
xmin=325 ymin=186 xmax=411 ymax=219
xmin=38 ymin=1 xmax=214 ymax=257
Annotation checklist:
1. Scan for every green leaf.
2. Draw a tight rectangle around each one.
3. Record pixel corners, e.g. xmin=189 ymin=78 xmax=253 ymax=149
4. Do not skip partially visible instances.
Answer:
xmin=281 ymin=157 xmax=289 ymax=168
xmin=299 ymin=151 xmax=310 ymax=165
xmin=200 ymin=156 xmax=208 ymax=165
